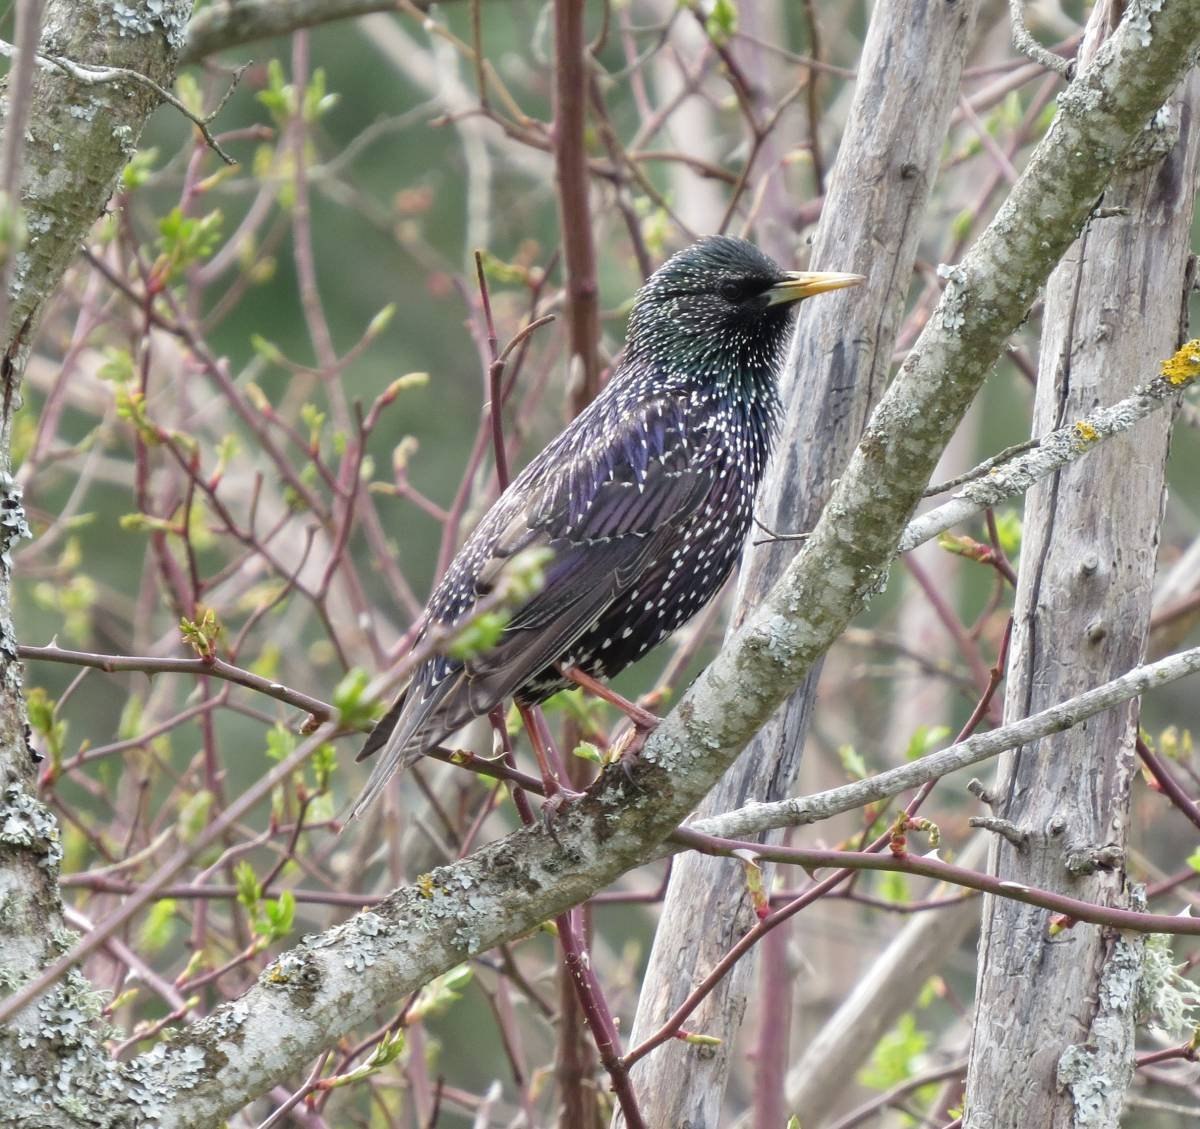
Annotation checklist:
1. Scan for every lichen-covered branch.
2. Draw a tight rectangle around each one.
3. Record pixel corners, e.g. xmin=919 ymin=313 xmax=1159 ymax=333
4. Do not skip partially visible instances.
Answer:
xmin=900 ymin=351 xmax=1200 ymax=552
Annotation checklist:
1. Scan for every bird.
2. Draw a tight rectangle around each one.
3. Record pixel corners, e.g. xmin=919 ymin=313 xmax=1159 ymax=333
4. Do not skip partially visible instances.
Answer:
xmin=349 ymin=235 xmax=862 ymax=818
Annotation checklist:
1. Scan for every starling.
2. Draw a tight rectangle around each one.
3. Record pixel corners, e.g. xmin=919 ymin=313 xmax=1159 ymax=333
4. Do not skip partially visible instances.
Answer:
xmin=350 ymin=236 xmax=861 ymax=817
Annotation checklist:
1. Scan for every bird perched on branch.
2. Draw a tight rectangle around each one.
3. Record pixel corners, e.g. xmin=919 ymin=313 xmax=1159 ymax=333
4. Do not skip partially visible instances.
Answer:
xmin=350 ymin=236 xmax=862 ymax=818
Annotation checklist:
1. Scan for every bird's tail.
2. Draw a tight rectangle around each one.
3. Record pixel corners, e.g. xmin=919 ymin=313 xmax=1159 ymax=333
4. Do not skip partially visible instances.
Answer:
xmin=343 ymin=671 xmax=464 ymax=821
xmin=356 ymin=687 xmax=409 ymax=765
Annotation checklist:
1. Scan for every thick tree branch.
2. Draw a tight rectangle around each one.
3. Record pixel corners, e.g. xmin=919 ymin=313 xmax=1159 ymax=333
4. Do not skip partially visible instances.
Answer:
xmin=181 ymin=0 xmax=440 ymax=65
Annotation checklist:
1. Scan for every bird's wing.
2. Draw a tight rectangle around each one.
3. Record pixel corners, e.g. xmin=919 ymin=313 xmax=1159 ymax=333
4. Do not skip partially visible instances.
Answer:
xmin=348 ymin=396 xmax=715 ymax=818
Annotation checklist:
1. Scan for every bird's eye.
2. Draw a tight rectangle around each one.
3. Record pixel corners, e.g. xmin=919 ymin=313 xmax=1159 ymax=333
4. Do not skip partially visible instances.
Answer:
xmin=719 ymin=280 xmax=743 ymax=303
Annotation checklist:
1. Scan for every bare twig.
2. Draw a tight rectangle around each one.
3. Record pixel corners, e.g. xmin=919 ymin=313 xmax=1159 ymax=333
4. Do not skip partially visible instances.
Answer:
xmin=0 ymin=38 xmax=246 ymax=164
xmin=1008 ymin=0 xmax=1074 ymax=78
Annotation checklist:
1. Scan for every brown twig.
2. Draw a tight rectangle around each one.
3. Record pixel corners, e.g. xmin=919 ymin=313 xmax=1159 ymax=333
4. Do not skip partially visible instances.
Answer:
xmin=553 ymin=0 xmax=602 ymax=414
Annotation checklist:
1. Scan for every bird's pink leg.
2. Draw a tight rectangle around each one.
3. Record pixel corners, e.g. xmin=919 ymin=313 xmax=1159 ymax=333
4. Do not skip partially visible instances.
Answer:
xmin=561 ymin=665 xmax=661 ymax=732
xmin=516 ymin=703 xmax=574 ymax=805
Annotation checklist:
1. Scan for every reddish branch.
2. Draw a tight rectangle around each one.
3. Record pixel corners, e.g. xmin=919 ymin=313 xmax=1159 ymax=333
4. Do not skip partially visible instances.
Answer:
xmin=553 ymin=0 xmax=602 ymax=414
xmin=20 ymin=643 xmax=333 ymax=721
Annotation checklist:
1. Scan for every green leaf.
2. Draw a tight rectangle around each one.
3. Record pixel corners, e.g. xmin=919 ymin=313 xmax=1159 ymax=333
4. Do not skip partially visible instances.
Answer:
xmin=878 ymin=871 xmax=910 ymax=905
xmin=571 ymin=741 xmax=602 ymax=764
xmin=256 ymin=890 xmax=295 ymax=941
xmin=366 ymin=303 xmax=396 ymax=338
xmin=858 ymin=1013 xmax=929 ymax=1091
xmin=905 ymin=725 xmax=950 ymax=761
xmin=250 ymin=643 xmax=281 ymax=680
xmin=177 ymin=790 xmax=214 ymax=844
xmin=117 ymin=693 xmax=144 ymax=741
xmin=179 ymin=608 xmax=222 ymax=662
xmin=311 ymin=744 xmax=338 ymax=792
xmin=139 ymin=899 xmax=179 ymax=955
xmin=495 ymin=546 xmax=553 ymax=602
xmin=121 ymin=147 xmax=159 ymax=192
xmin=255 ymin=59 xmax=296 ymax=125
xmin=448 ymin=610 xmax=510 ymax=660
xmin=235 ymin=860 xmax=262 ymax=912
xmin=992 ymin=508 xmax=1022 ymax=557
xmin=174 ymin=73 xmax=204 ymax=116
xmin=837 ymin=743 xmax=867 ymax=780
xmin=332 ymin=668 xmax=379 ymax=730
xmin=300 ymin=402 xmax=326 ymax=448
xmin=265 ymin=723 xmax=297 ymax=763
xmin=155 ymin=206 xmax=224 ymax=279
xmin=408 ymin=964 xmax=473 ymax=1021
xmin=97 ymin=346 xmax=136 ymax=384
xmin=250 ymin=334 xmax=286 ymax=366
xmin=705 ymin=0 xmax=738 ymax=44
xmin=1160 ymin=726 xmax=1194 ymax=761
xmin=25 ymin=686 xmax=56 ymax=737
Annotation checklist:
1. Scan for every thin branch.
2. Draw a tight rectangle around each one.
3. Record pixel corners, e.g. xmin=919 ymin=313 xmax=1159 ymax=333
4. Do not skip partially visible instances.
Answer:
xmin=689 ymin=830 xmax=1200 ymax=937
xmin=0 ymin=38 xmax=246 ymax=164
xmin=554 ymin=0 xmax=602 ymax=413
xmin=1008 ymin=0 xmax=1074 ymax=78
xmin=20 ymin=643 xmax=333 ymax=722
xmin=0 ymin=1 xmax=44 ymax=338
xmin=700 ymin=642 xmax=1200 ymax=841
xmin=900 ymin=355 xmax=1200 ymax=552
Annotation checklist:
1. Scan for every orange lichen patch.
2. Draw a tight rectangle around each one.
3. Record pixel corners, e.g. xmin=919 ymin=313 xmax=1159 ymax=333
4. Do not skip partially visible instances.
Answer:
xmin=1073 ymin=421 xmax=1099 ymax=443
xmin=1160 ymin=339 xmax=1200 ymax=386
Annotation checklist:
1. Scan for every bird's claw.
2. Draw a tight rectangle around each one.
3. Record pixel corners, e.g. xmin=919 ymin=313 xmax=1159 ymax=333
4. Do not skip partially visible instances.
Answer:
xmin=540 ymin=791 xmax=567 ymax=839
xmin=608 ymin=714 xmax=659 ymax=782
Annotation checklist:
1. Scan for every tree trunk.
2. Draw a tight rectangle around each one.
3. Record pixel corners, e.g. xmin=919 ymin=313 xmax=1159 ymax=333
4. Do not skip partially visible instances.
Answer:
xmin=0 ymin=3 xmax=193 ymax=1123
xmin=620 ymin=2 xmax=981 ymax=1124
xmin=963 ymin=12 xmax=1200 ymax=1124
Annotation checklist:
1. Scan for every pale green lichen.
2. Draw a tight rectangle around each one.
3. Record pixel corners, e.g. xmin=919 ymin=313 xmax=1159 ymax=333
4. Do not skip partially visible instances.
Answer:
xmin=305 ymin=909 xmax=395 ymax=972
xmin=935 ymin=263 xmax=970 ymax=332
xmin=1137 ymin=932 xmax=1200 ymax=1034
xmin=0 ymin=784 xmax=63 ymax=871
xmin=108 ymin=0 xmax=190 ymax=50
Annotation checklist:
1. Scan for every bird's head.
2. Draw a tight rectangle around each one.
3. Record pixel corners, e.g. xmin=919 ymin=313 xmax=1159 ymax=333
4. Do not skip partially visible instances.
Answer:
xmin=626 ymin=235 xmax=863 ymax=381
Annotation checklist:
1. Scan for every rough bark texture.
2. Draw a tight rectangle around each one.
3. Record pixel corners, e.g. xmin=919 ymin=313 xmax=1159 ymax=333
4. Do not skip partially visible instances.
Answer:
xmin=621 ymin=2 xmax=981 ymax=1123
xmin=0 ymin=4 xmax=193 ymax=1125
xmin=964 ymin=13 xmax=1200 ymax=1126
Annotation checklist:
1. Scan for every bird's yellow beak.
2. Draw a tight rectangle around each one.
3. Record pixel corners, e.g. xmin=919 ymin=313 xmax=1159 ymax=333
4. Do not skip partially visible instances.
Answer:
xmin=764 ymin=270 xmax=866 ymax=307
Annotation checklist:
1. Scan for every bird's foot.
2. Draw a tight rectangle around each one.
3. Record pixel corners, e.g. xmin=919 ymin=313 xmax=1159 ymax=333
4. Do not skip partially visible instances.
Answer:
xmin=607 ymin=711 xmax=660 ymax=780
xmin=540 ymin=789 xmax=568 ymax=838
